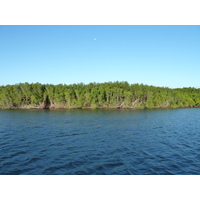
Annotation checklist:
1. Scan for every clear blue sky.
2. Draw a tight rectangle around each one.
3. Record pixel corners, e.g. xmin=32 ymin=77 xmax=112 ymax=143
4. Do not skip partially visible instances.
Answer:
xmin=0 ymin=25 xmax=199 ymax=88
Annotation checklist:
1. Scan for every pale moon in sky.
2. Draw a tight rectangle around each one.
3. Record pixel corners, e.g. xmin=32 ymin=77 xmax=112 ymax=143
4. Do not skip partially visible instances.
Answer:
xmin=93 ymin=38 xmax=96 ymax=40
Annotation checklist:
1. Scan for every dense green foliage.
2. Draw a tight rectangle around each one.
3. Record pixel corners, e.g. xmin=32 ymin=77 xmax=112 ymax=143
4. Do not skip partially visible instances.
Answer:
xmin=1 ymin=82 xmax=200 ymax=109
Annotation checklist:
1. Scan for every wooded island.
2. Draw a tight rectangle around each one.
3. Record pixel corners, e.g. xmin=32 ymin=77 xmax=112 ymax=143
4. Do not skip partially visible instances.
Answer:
xmin=0 ymin=82 xmax=200 ymax=109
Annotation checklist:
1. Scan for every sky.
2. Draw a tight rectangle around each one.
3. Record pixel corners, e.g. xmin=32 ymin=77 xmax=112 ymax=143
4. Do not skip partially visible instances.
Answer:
xmin=0 ymin=25 xmax=199 ymax=88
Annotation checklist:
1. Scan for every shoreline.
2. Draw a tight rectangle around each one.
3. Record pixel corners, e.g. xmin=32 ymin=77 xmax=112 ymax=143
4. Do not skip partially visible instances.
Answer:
xmin=0 ymin=105 xmax=198 ymax=110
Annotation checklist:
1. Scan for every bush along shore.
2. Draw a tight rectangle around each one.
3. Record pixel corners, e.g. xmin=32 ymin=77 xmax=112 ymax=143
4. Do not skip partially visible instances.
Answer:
xmin=0 ymin=82 xmax=200 ymax=110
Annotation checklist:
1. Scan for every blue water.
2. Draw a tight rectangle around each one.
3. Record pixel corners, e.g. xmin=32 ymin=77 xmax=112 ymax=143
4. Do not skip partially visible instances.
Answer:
xmin=0 ymin=108 xmax=200 ymax=175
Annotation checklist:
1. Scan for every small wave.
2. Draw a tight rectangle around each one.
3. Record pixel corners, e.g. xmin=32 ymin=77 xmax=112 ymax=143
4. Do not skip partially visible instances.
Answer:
xmin=24 ymin=157 xmax=41 ymax=165
xmin=43 ymin=165 xmax=68 ymax=174
xmin=92 ymin=165 xmax=108 ymax=175
xmin=10 ymin=151 xmax=27 ymax=158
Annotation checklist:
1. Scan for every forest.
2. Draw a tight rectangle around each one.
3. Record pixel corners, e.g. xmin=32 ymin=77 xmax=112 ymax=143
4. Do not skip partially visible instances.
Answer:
xmin=0 ymin=81 xmax=200 ymax=109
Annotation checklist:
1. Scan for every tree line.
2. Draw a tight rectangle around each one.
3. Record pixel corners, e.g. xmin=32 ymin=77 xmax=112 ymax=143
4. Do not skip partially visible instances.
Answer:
xmin=0 ymin=81 xmax=200 ymax=109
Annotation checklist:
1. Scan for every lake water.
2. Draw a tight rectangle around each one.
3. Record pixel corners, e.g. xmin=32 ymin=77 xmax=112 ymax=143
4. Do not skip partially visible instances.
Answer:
xmin=0 ymin=108 xmax=200 ymax=175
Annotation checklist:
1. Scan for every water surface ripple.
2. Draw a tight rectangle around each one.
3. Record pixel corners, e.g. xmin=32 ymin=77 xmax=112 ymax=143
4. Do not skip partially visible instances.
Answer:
xmin=0 ymin=108 xmax=200 ymax=175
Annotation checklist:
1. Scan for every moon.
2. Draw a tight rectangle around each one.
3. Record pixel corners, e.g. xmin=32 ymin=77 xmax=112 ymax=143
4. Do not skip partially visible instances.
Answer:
xmin=93 ymin=38 xmax=96 ymax=40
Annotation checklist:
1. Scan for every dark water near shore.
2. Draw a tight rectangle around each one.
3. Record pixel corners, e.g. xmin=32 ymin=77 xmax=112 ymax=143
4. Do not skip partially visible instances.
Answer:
xmin=0 ymin=108 xmax=200 ymax=175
